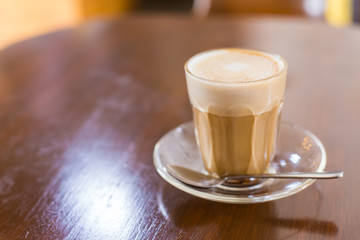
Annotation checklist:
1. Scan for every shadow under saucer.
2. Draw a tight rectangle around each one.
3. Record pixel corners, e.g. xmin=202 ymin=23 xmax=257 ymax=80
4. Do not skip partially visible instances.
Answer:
xmin=156 ymin=181 xmax=338 ymax=239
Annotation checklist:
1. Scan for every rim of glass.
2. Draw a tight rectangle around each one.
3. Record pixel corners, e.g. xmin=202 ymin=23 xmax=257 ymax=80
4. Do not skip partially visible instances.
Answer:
xmin=184 ymin=48 xmax=287 ymax=85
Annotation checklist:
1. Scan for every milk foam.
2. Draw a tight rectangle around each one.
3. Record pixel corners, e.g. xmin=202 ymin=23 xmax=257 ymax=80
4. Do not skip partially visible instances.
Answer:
xmin=185 ymin=49 xmax=287 ymax=116
xmin=187 ymin=49 xmax=282 ymax=82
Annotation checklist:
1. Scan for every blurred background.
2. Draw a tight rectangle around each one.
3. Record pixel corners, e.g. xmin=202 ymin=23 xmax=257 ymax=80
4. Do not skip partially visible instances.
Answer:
xmin=0 ymin=0 xmax=359 ymax=49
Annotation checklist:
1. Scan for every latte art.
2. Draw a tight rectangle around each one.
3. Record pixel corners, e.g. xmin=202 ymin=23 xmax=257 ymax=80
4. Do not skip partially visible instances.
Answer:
xmin=187 ymin=49 xmax=282 ymax=83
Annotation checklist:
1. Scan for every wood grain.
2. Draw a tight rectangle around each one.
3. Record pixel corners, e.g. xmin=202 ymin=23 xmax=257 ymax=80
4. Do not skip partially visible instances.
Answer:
xmin=0 ymin=15 xmax=359 ymax=239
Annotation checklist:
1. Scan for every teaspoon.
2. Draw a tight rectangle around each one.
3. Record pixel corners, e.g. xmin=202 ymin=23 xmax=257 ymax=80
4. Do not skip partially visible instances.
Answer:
xmin=167 ymin=165 xmax=344 ymax=189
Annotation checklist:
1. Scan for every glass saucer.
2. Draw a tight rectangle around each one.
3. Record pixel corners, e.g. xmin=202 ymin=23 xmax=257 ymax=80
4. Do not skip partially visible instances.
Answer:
xmin=153 ymin=121 xmax=327 ymax=204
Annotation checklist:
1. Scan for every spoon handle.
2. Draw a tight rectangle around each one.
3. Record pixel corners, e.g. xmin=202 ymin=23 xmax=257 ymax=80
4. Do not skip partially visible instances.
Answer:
xmin=225 ymin=171 xmax=344 ymax=180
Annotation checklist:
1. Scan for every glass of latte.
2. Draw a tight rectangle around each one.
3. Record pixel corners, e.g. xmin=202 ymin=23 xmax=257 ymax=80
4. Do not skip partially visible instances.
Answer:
xmin=185 ymin=48 xmax=287 ymax=178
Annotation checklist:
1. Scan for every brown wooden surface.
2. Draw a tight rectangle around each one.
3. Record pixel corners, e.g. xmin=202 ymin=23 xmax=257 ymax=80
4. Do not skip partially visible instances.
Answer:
xmin=0 ymin=15 xmax=359 ymax=239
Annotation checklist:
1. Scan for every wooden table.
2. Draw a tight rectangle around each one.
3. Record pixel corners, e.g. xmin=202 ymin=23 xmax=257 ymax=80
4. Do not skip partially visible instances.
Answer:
xmin=0 ymin=15 xmax=359 ymax=239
